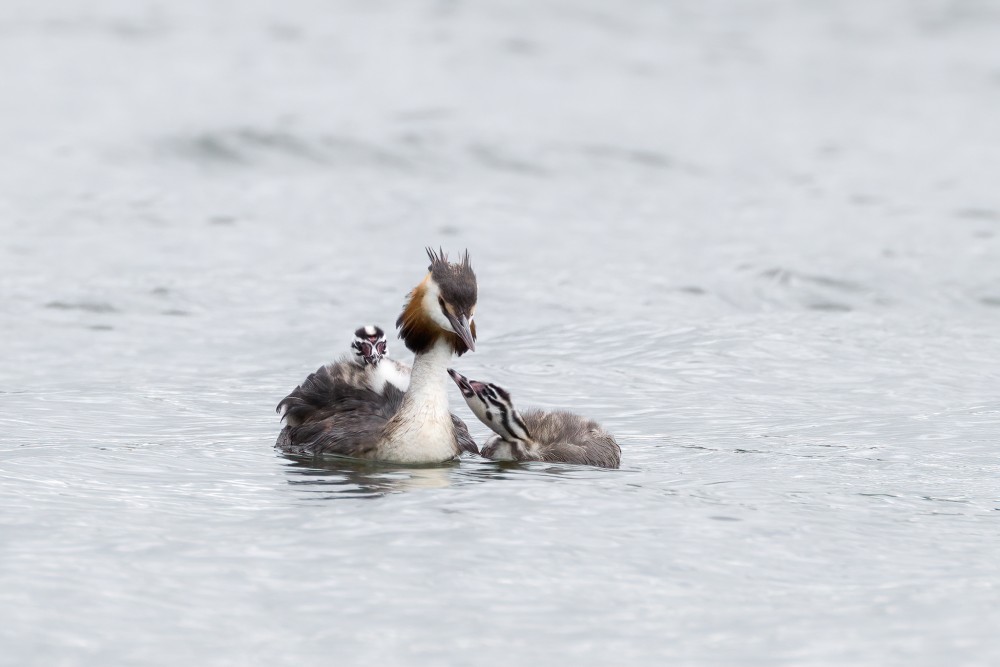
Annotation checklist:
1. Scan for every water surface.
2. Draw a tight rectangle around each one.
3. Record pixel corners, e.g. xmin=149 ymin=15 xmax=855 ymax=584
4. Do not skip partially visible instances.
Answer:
xmin=2 ymin=1 xmax=1000 ymax=665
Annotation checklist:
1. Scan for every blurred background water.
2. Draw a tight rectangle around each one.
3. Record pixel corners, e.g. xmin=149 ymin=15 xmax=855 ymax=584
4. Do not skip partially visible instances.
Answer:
xmin=2 ymin=0 xmax=1000 ymax=665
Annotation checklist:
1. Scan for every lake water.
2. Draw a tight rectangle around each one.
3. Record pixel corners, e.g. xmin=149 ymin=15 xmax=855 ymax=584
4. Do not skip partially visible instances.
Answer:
xmin=2 ymin=1 xmax=1000 ymax=665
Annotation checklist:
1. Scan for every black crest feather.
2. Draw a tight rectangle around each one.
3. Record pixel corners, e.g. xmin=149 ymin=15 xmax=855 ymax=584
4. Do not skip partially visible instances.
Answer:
xmin=426 ymin=246 xmax=447 ymax=271
xmin=397 ymin=247 xmax=478 ymax=355
xmin=427 ymin=247 xmax=477 ymax=314
xmin=426 ymin=246 xmax=472 ymax=273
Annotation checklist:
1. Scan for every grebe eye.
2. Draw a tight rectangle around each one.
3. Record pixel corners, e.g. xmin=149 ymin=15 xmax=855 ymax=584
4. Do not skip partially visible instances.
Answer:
xmin=361 ymin=342 xmax=372 ymax=355
xmin=376 ymin=341 xmax=386 ymax=355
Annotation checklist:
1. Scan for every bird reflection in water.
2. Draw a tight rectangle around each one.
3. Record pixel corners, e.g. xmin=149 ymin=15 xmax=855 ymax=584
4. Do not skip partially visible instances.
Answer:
xmin=279 ymin=452 xmax=612 ymax=499
xmin=280 ymin=454 xmax=463 ymax=499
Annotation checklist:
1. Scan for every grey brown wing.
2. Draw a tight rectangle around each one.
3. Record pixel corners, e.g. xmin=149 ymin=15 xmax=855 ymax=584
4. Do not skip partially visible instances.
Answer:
xmin=276 ymin=378 xmax=404 ymax=458
xmin=538 ymin=441 xmax=594 ymax=466
xmin=521 ymin=409 xmax=621 ymax=469
xmin=581 ymin=430 xmax=621 ymax=469
xmin=538 ymin=434 xmax=620 ymax=469
xmin=276 ymin=359 xmax=374 ymax=426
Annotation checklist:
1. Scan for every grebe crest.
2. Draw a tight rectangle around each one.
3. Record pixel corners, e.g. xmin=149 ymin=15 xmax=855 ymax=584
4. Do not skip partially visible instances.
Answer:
xmin=396 ymin=247 xmax=477 ymax=356
xmin=447 ymin=368 xmax=621 ymax=469
xmin=351 ymin=325 xmax=388 ymax=367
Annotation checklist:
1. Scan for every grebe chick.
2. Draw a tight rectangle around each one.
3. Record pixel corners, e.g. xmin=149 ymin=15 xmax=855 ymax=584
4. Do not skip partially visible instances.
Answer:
xmin=276 ymin=248 xmax=479 ymax=463
xmin=447 ymin=369 xmax=621 ymax=469
xmin=350 ymin=324 xmax=411 ymax=394
xmin=276 ymin=325 xmax=407 ymax=427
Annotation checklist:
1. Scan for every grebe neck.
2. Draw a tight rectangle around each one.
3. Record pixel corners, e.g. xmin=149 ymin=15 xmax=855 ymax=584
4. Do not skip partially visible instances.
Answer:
xmin=402 ymin=337 xmax=452 ymax=415
xmin=379 ymin=337 xmax=458 ymax=463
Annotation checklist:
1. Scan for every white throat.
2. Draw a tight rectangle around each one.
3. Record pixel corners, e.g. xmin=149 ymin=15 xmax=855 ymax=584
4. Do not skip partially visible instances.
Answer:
xmin=379 ymin=338 xmax=457 ymax=463
xmin=402 ymin=337 xmax=452 ymax=417
xmin=420 ymin=279 xmax=455 ymax=332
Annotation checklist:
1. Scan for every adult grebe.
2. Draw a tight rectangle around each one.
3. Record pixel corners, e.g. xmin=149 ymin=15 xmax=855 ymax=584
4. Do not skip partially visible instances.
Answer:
xmin=447 ymin=369 xmax=621 ymax=469
xmin=275 ymin=249 xmax=479 ymax=463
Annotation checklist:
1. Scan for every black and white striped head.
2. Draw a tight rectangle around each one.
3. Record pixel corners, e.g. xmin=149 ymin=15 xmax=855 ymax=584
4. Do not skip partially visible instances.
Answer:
xmin=351 ymin=325 xmax=388 ymax=367
xmin=447 ymin=369 xmax=530 ymax=442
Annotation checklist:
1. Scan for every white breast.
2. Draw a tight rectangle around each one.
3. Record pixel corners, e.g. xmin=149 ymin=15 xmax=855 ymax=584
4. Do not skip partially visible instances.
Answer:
xmin=380 ymin=409 xmax=458 ymax=463
xmin=375 ymin=338 xmax=458 ymax=464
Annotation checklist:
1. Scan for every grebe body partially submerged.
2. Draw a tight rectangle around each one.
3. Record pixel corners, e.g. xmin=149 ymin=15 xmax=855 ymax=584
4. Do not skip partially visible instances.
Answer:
xmin=276 ymin=249 xmax=479 ymax=463
xmin=447 ymin=369 xmax=621 ymax=469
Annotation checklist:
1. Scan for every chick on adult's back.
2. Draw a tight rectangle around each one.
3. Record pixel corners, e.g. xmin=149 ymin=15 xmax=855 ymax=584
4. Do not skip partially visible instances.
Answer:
xmin=277 ymin=326 xmax=408 ymax=431
xmin=348 ymin=324 xmax=411 ymax=394
xmin=275 ymin=249 xmax=479 ymax=463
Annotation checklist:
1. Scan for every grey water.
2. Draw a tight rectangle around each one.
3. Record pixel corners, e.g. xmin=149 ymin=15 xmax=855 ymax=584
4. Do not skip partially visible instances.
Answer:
xmin=2 ymin=1 xmax=1000 ymax=665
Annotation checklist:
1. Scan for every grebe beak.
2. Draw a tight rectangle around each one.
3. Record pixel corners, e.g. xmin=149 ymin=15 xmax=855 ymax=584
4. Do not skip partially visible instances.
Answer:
xmin=447 ymin=312 xmax=476 ymax=352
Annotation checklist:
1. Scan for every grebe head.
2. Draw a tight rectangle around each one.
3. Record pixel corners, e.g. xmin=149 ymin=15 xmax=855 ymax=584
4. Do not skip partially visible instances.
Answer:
xmin=447 ymin=369 xmax=530 ymax=441
xmin=351 ymin=324 xmax=388 ymax=367
xmin=397 ymin=247 xmax=478 ymax=355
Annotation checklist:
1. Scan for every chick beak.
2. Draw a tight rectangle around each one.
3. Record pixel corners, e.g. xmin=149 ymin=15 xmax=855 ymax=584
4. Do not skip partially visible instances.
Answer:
xmin=447 ymin=312 xmax=476 ymax=352
xmin=447 ymin=368 xmax=474 ymax=398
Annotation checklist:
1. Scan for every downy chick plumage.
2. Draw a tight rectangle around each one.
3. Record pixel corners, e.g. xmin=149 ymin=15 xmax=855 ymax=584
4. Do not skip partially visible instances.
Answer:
xmin=448 ymin=369 xmax=621 ymax=469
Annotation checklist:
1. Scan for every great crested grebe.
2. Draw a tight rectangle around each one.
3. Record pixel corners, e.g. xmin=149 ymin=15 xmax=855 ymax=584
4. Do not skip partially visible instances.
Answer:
xmin=350 ymin=324 xmax=411 ymax=393
xmin=276 ymin=248 xmax=479 ymax=463
xmin=447 ymin=369 xmax=621 ymax=469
